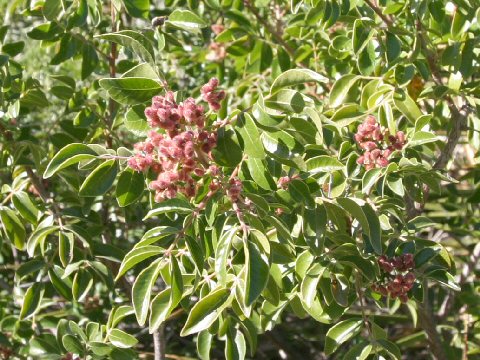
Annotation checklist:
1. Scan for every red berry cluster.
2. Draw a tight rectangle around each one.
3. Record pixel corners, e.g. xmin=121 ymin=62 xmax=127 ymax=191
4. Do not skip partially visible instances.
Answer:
xmin=355 ymin=116 xmax=406 ymax=170
xmin=372 ymin=254 xmax=416 ymax=303
xmin=201 ymin=78 xmax=226 ymax=111
xmin=128 ymin=79 xmax=225 ymax=203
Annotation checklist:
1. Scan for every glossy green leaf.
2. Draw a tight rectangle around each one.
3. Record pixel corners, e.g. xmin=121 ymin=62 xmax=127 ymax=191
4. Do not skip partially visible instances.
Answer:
xmin=44 ymin=143 xmax=98 ymax=178
xmin=95 ymin=30 xmax=155 ymax=63
xmin=270 ymin=69 xmax=328 ymax=93
xmin=324 ymin=319 xmax=363 ymax=355
xmin=330 ymin=74 xmax=361 ymax=108
xmin=406 ymin=131 xmax=438 ymax=148
xmin=20 ymin=283 xmax=45 ymax=320
xmin=108 ymin=329 xmax=138 ymax=348
xmin=167 ymin=9 xmax=208 ymax=32
xmin=337 ymin=198 xmax=382 ymax=254
xmin=300 ymin=263 xmax=325 ymax=307
xmin=306 ymin=156 xmax=344 ymax=174
xmin=180 ymin=287 xmax=232 ymax=336
xmin=265 ymin=89 xmax=307 ymax=113
xmin=245 ymin=240 xmax=269 ymax=306
xmin=132 ymin=260 xmax=162 ymax=326
xmin=197 ymin=330 xmax=213 ymax=360
xmin=62 ymin=335 xmax=84 ymax=355
xmin=236 ymin=113 xmax=265 ymax=159
xmin=143 ymin=198 xmax=192 ymax=219
xmin=79 ymin=160 xmax=118 ymax=197
xmin=0 ymin=207 xmax=26 ymax=250
xmin=99 ymin=77 xmax=163 ymax=105
xmin=116 ymin=246 xmax=164 ymax=280
xmin=124 ymin=105 xmax=150 ymax=135
xmin=116 ymin=168 xmax=144 ymax=207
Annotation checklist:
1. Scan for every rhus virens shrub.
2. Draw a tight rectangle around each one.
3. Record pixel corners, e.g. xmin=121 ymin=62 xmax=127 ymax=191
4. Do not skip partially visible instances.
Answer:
xmin=0 ymin=0 xmax=479 ymax=359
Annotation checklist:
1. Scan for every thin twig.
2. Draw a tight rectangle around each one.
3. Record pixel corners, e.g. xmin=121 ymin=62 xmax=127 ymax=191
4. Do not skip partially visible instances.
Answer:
xmin=153 ymin=327 xmax=166 ymax=360
xmin=364 ymin=0 xmax=394 ymax=27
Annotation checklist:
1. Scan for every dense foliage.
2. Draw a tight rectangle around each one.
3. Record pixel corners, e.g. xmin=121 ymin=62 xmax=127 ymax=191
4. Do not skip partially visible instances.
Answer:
xmin=0 ymin=0 xmax=479 ymax=359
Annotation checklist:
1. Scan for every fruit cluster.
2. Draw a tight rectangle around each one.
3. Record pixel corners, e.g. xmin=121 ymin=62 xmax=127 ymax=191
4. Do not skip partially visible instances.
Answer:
xmin=355 ymin=116 xmax=406 ymax=170
xmin=201 ymin=78 xmax=226 ymax=111
xmin=372 ymin=254 xmax=416 ymax=303
xmin=128 ymin=79 xmax=225 ymax=203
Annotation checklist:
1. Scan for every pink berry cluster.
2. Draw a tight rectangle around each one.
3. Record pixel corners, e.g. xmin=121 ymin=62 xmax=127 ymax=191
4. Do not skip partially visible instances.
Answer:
xmin=277 ymin=176 xmax=291 ymax=189
xmin=201 ymin=78 xmax=226 ymax=111
xmin=226 ymin=178 xmax=242 ymax=202
xmin=355 ymin=116 xmax=406 ymax=170
xmin=372 ymin=254 xmax=416 ymax=303
xmin=128 ymin=79 xmax=226 ymax=203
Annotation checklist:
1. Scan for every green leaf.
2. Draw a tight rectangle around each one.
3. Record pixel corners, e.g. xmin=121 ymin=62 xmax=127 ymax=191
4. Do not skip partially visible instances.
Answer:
xmin=20 ymin=283 xmax=45 ymax=320
xmin=236 ymin=113 xmax=265 ymax=159
xmin=79 ymin=160 xmax=118 ymax=197
xmin=0 ymin=207 xmax=26 ymax=250
xmin=95 ymin=30 xmax=155 ymax=63
xmin=123 ymin=62 xmax=158 ymax=79
xmin=62 ymin=335 xmax=84 ymax=355
xmin=108 ymin=305 xmax=135 ymax=329
xmin=362 ymin=168 xmax=383 ymax=194
xmin=108 ymin=329 xmax=138 ymax=348
xmin=143 ymin=198 xmax=193 ymax=219
xmin=249 ymin=40 xmax=273 ymax=73
xmin=215 ymin=228 xmax=237 ymax=285
xmin=59 ymin=232 xmax=73 ymax=267
xmin=149 ymin=288 xmax=172 ymax=332
xmin=133 ymin=260 xmax=162 ymax=326
xmin=43 ymin=143 xmax=98 ymax=178
xmin=43 ymin=0 xmax=62 ymax=20
xmin=265 ymin=89 xmax=308 ymax=113
xmin=300 ymin=263 xmax=325 ymax=307
xmin=357 ymin=41 xmax=376 ymax=75
xmin=386 ymin=32 xmax=401 ymax=63
xmin=27 ymin=225 xmax=60 ymax=257
xmin=246 ymin=158 xmax=275 ymax=190
xmin=261 ymin=130 xmax=304 ymax=163
xmin=72 ymin=269 xmax=93 ymax=301
xmin=270 ymin=69 xmax=328 ymax=93
xmin=406 ymin=131 xmax=438 ymax=148
xmin=99 ymin=77 xmax=162 ymax=105
xmin=393 ymin=89 xmax=422 ymax=124
xmin=116 ymin=246 xmax=164 ymax=280
xmin=134 ymin=226 xmax=179 ymax=248
xmin=225 ymin=327 xmax=246 ymax=360
xmin=122 ymin=0 xmax=149 ymax=18
xmin=81 ymin=44 xmax=99 ymax=79
xmin=426 ymin=269 xmax=460 ymax=291
xmin=90 ymin=342 xmax=112 ymax=356
xmin=197 ymin=330 xmax=213 ymax=360
xmin=180 ymin=287 xmax=232 ymax=336
xmin=324 ymin=319 xmax=363 ymax=355
xmin=330 ymin=74 xmax=361 ymax=108
xmin=185 ymin=235 xmax=205 ymax=272
xmin=169 ymin=255 xmax=184 ymax=306
xmin=245 ymin=240 xmax=269 ymax=306
xmin=344 ymin=342 xmax=372 ymax=360
xmin=306 ymin=156 xmax=344 ymax=174
xmin=212 ymin=127 xmax=243 ymax=167
xmin=337 ymin=198 xmax=382 ymax=254
xmin=124 ymin=105 xmax=150 ymax=135
xmin=116 ymin=168 xmax=144 ymax=206
xmin=377 ymin=339 xmax=401 ymax=360
xmin=167 ymin=9 xmax=208 ymax=32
